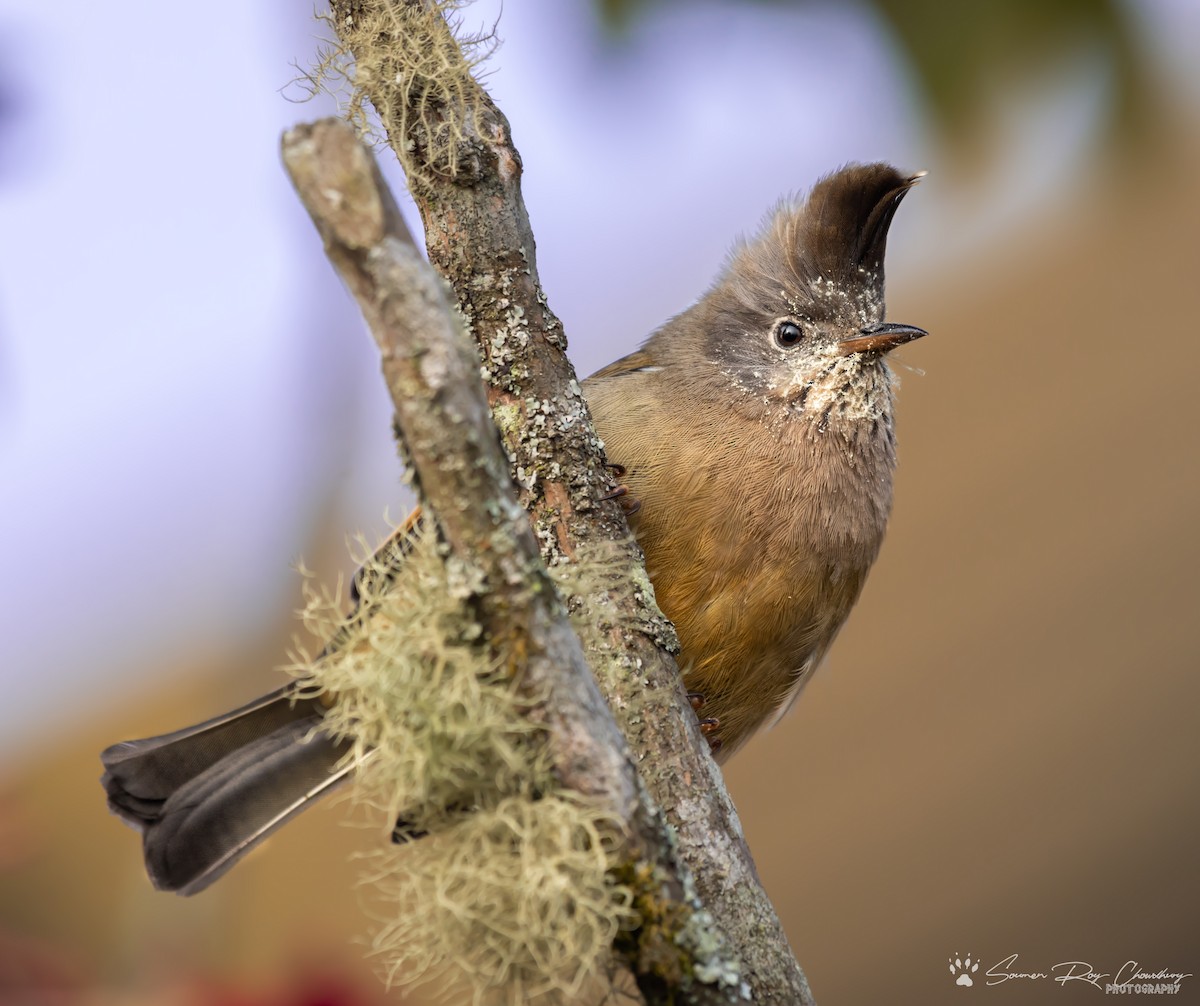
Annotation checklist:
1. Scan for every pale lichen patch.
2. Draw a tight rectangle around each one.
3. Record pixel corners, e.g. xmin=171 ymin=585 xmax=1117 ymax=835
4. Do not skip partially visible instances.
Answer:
xmin=291 ymin=529 xmax=635 ymax=1003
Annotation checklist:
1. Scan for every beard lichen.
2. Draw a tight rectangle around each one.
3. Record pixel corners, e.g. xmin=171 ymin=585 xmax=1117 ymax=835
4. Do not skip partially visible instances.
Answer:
xmin=307 ymin=0 xmax=498 ymax=184
xmin=362 ymin=793 xmax=633 ymax=1004
xmin=291 ymin=527 xmax=635 ymax=1003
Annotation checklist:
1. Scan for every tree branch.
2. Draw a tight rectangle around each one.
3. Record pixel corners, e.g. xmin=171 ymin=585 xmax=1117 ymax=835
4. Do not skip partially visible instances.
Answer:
xmin=282 ymin=117 xmax=750 ymax=1005
xmin=308 ymin=2 xmax=816 ymax=1000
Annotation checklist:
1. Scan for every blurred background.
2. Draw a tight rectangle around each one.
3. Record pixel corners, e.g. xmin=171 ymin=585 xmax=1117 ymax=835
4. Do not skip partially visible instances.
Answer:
xmin=2 ymin=0 xmax=1198 ymax=1003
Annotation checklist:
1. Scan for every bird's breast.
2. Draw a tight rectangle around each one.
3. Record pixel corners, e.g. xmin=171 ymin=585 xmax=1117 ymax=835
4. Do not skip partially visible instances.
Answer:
xmin=587 ymin=377 xmax=895 ymax=756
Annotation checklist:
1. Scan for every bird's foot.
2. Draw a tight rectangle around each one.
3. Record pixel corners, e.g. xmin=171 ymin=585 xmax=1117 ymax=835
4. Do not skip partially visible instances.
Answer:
xmin=687 ymin=691 xmax=722 ymax=755
xmin=600 ymin=463 xmax=641 ymax=517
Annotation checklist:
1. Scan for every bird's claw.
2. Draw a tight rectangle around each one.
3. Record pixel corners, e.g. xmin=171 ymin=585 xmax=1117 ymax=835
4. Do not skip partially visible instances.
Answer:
xmin=687 ymin=692 xmax=722 ymax=753
xmin=600 ymin=464 xmax=641 ymax=517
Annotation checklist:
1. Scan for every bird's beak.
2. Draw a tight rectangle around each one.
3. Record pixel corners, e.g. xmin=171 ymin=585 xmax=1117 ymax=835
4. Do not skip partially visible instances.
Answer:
xmin=837 ymin=321 xmax=928 ymax=357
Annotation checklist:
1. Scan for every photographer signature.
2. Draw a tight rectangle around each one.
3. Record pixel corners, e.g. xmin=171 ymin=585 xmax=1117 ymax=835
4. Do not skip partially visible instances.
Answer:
xmin=985 ymin=954 xmax=1192 ymax=989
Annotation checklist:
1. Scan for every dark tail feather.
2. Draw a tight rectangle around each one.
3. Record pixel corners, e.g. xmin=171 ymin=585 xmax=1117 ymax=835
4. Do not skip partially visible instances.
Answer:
xmin=101 ymin=686 xmax=352 ymax=895
xmin=102 ymin=686 xmax=307 ymax=821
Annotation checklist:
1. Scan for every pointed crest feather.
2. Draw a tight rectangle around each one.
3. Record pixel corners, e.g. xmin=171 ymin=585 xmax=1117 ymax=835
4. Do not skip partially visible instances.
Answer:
xmin=724 ymin=162 xmax=919 ymax=319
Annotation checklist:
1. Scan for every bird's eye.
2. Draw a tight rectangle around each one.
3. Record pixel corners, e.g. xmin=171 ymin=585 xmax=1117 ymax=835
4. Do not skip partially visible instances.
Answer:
xmin=773 ymin=319 xmax=805 ymax=349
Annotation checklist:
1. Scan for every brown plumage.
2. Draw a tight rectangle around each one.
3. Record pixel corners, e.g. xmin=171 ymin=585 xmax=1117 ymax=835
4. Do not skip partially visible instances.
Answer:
xmin=101 ymin=163 xmax=926 ymax=894
xmin=587 ymin=163 xmax=924 ymax=755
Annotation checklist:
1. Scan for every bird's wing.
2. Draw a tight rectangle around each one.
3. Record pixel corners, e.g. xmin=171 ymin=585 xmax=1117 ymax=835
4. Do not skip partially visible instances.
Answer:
xmin=586 ymin=347 xmax=659 ymax=382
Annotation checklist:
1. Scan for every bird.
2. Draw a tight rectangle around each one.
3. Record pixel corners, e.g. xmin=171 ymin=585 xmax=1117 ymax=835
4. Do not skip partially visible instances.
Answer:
xmin=101 ymin=162 xmax=927 ymax=895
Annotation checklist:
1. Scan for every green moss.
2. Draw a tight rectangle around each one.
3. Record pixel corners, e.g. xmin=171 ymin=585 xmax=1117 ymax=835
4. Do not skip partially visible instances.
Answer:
xmin=611 ymin=858 xmax=691 ymax=987
xmin=490 ymin=400 xmax=523 ymax=442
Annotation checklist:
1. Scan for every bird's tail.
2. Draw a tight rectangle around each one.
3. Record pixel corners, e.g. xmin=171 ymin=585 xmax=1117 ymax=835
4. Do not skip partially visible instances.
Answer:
xmin=100 ymin=686 xmax=352 ymax=895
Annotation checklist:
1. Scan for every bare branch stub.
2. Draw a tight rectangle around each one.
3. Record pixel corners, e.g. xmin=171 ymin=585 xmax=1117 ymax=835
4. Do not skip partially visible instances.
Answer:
xmin=321 ymin=3 xmax=816 ymax=1001
xmin=280 ymin=117 xmax=629 ymax=794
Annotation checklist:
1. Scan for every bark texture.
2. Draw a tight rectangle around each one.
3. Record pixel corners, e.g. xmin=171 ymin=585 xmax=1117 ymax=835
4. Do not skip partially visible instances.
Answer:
xmin=283 ymin=117 xmax=751 ymax=1004
xmin=311 ymin=2 xmax=816 ymax=1000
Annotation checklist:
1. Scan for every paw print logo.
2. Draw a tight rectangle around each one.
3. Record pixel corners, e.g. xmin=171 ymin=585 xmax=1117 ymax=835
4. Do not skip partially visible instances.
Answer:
xmin=950 ymin=953 xmax=980 ymax=987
